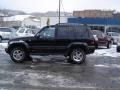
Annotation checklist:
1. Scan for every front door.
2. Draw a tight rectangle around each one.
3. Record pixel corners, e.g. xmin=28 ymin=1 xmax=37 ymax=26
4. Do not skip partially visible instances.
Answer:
xmin=29 ymin=26 xmax=56 ymax=54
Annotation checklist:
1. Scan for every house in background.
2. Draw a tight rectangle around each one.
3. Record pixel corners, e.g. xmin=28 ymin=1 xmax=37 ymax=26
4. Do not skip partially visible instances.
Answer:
xmin=22 ymin=16 xmax=41 ymax=28
xmin=3 ymin=15 xmax=32 ymax=28
xmin=0 ymin=13 xmax=7 ymax=27
xmin=3 ymin=15 xmax=69 ymax=28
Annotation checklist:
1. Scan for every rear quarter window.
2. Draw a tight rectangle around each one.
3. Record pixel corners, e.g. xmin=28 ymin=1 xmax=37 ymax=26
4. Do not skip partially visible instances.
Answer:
xmin=57 ymin=26 xmax=75 ymax=39
xmin=74 ymin=26 xmax=90 ymax=39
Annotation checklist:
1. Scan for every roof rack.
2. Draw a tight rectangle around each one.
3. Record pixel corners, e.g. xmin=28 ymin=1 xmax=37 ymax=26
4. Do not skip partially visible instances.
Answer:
xmin=56 ymin=23 xmax=88 ymax=26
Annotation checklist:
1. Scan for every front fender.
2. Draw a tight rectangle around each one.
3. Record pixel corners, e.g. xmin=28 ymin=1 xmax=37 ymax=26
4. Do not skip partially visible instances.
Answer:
xmin=8 ymin=40 xmax=29 ymax=49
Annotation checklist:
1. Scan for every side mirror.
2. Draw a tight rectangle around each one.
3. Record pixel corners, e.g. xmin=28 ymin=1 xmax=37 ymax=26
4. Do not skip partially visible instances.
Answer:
xmin=34 ymin=34 xmax=39 ymax=39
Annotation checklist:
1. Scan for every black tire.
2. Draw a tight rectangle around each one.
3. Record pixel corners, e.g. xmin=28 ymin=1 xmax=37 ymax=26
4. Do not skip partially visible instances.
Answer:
xmin=68 ymin=48 xmax=86 ymax=64
xmin=107 ymin=42 xmax=111 ymax=49
xmin=10 ymin=47 xmax=27 ymax=63
xmin=0 ymin=36 xmax=2 ymax=43
xmin=95 ymin=44 xmax=98 ymax=49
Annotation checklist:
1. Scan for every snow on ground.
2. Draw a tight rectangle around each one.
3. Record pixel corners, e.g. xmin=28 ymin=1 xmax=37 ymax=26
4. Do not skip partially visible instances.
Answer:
xmin=94 ymin=64 xmax=120 ymax=68
xmin=0 ymin=43 xmax=8 ymax=50
xmin=90 ymin=45 xmax=120 ymax=58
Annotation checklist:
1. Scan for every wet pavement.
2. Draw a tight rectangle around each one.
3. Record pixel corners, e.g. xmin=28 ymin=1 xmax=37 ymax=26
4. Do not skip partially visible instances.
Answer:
xmin=0 ymin=49 xmax=120 ymax=90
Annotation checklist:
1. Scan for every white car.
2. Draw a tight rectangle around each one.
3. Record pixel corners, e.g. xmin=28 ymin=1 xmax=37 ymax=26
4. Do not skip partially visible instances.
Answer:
xmin=0 ymin=27 xmax=17 ymax=42
xmin=107 ymin=32 xmax=120 ymax=44
xmin=16 ymin=28 xmax=37 ymax=37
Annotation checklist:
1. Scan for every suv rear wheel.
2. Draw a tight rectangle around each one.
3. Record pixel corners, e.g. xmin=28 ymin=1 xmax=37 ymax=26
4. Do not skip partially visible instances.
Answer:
xmin=69 ymin=48 xmax=86 ymax=64
xmin=10 ymin=47 xmax=26 ymax=63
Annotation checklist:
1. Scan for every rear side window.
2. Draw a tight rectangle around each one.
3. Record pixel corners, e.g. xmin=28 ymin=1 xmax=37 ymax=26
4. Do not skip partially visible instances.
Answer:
xmin=74 ymin=26 xmax=90 ymax=39
xmin=57 ymin=26 xmax=74 ymax=39
xmin=19 ymin=29 xmax=25 ymax=33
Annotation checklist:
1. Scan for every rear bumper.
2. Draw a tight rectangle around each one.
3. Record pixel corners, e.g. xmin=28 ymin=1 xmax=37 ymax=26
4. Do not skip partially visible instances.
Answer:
xmin=87 ymin=46 xmax=95 ymax=54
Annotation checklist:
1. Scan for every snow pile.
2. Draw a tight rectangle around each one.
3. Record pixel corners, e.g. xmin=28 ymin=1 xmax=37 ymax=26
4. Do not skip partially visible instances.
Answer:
xmin=94 ymin=64 xmax=120 ymax=68
xmin=4 ymin=15 xmax=31 ymax=21
xmin=0 ymin=43 xmax=8 ymax=50
xmin=90 ymin=45 xmax=120 ymax=58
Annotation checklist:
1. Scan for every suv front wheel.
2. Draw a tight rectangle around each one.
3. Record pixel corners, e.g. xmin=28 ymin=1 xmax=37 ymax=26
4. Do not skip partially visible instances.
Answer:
xmin=10 ymin=47 xmax=26 ymax=63
xmin=69 ymin=48 xmax=86 ymax=64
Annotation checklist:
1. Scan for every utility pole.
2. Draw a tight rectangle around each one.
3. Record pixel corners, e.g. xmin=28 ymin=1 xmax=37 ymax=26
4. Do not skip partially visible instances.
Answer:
xmin=59 ymin=0 xmax=61 ymax=25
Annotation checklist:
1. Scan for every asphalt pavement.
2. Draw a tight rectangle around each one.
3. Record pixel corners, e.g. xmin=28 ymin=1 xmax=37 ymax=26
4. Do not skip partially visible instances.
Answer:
xmin=0 ymin=47 xmax=120 ymax=90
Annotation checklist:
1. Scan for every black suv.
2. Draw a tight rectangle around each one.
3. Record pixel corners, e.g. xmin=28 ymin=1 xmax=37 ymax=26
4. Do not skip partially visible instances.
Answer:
xmin=5 ymin=24 xmax=95 ymax=64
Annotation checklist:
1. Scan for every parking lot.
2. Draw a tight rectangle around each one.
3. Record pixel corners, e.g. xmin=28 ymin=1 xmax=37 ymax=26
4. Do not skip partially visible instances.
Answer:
xmin=0 ymin=42 xmax=120 ymax=90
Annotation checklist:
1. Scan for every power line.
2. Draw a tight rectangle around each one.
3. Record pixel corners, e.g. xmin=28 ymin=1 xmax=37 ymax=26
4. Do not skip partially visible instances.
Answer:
xmin=60 ymin=0 xmax=67 ymax=16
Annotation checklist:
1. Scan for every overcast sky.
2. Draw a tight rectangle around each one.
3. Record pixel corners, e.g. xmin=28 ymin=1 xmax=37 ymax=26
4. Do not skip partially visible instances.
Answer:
xmin=0 ymin=0 xmax=120 ymax=13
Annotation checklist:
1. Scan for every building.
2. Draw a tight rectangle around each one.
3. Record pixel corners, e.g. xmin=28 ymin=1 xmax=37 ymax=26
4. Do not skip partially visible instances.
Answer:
xmin=73 ymin=10 xmax=114 ymax=18
xmin=22 ymin=16 xmax=41 ymax=28
xmin=3 ymin=15 xmax=69 ymax=28
xmin=39 ymin=16 xmax=68 ymax=28
xmin=68 ymin=10 xmax=120 ymax=33
xmin=3 ymin=15 xmax=32 ymax=28
xmin=0 ymin=13 xmax=6 ymax=27
xmin=68 ymin=17 xmax=120 ymax=33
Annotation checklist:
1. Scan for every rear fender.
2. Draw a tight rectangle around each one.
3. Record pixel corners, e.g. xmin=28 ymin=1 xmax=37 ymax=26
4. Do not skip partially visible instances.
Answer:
xmin=66 ymin=42 xmax=88 ymax=56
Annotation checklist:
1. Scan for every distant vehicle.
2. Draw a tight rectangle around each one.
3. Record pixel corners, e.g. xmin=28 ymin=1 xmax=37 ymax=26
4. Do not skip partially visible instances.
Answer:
xmin=0 ymin=27 xmax=17 ymax=43
xmin=5 ymin=24 xmax=95 ymax=64
xmin=92 ymin=30 xmax=111 ymax=49
xmin=16 ymin=28 xmax=38 ymax=37
xmin=107 ymin=32 xmax=120 ymax=44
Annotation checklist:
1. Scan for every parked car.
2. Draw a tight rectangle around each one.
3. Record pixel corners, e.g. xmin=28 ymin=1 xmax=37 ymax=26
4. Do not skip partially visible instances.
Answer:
xmin=0 ymin=27 xmax=17 ymax=43
xmin=107 ymin=32 xmax=120 ymax=44
xmin=5 ymin=23 xmax=95 ymax=64
xmin=92 ymin=30 xmax=111 ymax=49
xmin=16 ymin=28 xmax=38 ymax=37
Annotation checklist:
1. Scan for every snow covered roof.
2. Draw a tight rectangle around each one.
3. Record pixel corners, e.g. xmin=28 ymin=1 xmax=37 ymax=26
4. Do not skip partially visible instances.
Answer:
xmin=3 ymin=15 xmax=32 ymax=21
xmin=32 ymin=18 xmax=40 ymax=22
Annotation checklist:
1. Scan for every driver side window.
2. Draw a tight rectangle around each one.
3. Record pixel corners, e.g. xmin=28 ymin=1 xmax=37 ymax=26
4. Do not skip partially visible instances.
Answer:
xmin=39 ymin=27 xmax=55 ymax=39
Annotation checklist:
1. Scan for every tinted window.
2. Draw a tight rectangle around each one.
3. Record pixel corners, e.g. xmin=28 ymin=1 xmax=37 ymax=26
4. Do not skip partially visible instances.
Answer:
xmin=0 ymin=28 xmax=11 ymax=32
xmin=74 ymin=26 xmax=89 ymax=39
xmin=57 ymin=26 xmax=74 ymax=39
xmin=38 ymin=27 xmax=55 ymax=38
xmin=19 ymin=29 xmax=25 ymax=33
xmin=25 ymin=29 xmax=31 ymax=33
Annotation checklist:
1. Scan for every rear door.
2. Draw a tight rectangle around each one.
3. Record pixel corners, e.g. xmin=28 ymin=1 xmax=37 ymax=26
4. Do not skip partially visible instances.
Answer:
xmin=55 ymin=25 xmax=75 ymax=54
